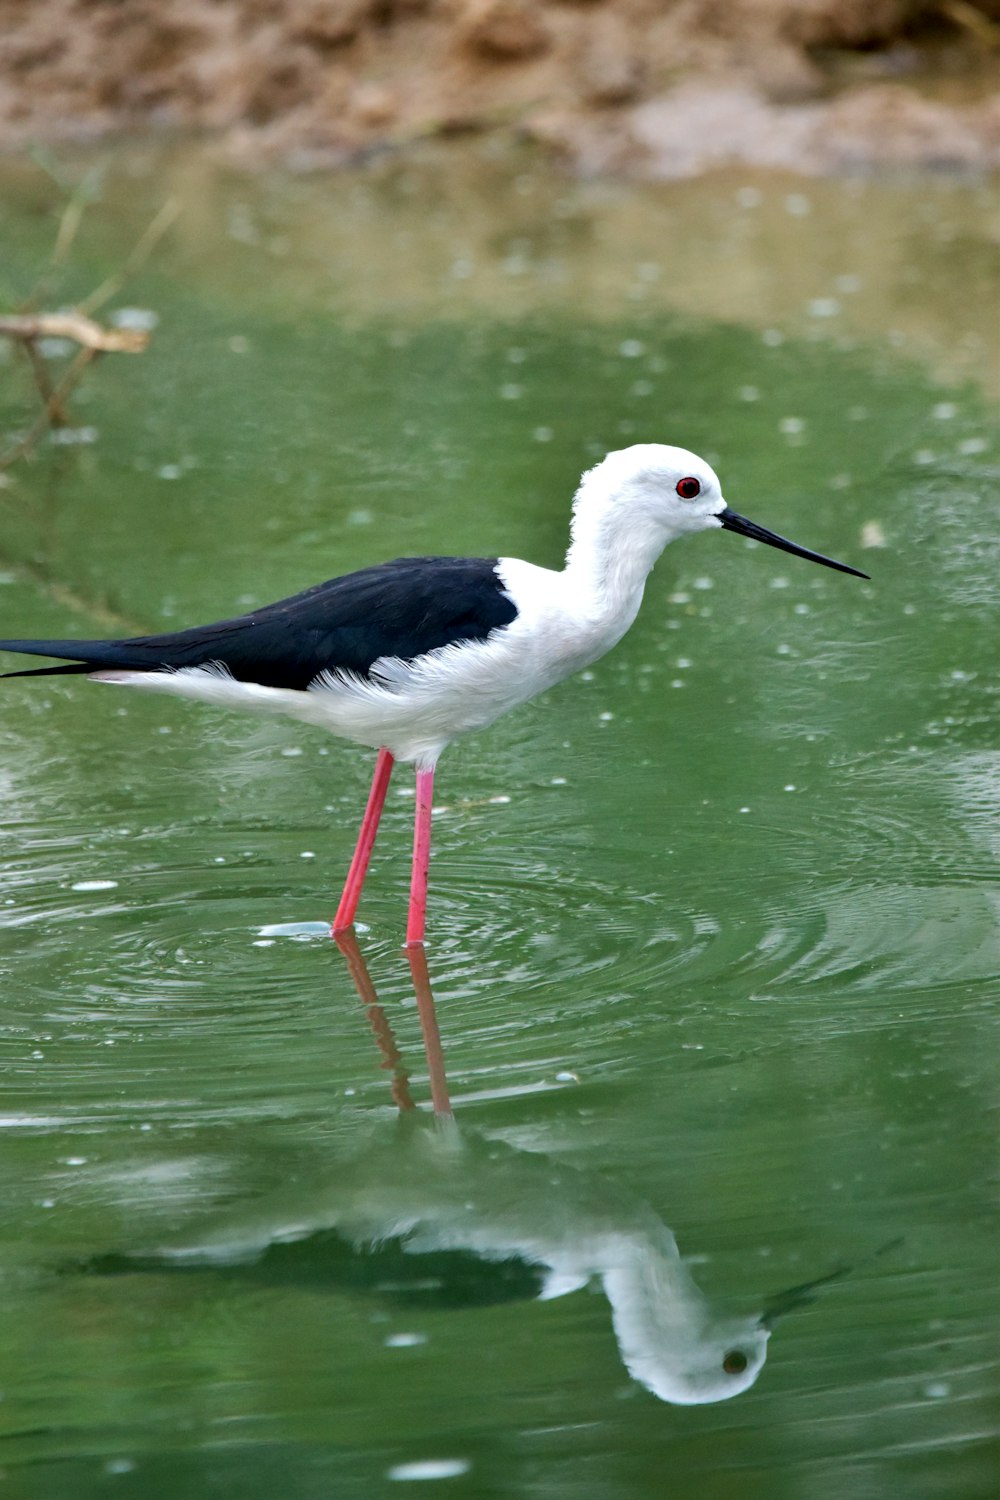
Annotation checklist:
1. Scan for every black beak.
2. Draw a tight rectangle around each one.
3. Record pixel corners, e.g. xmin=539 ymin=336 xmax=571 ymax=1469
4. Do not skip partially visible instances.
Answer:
xmin=720 ymin=508 xmax=870 ymax=580
xmin=758 ymin=1264 xmax=852 ymax=1329
xmin=758 ymin=1236 xmax=903 ymax=1329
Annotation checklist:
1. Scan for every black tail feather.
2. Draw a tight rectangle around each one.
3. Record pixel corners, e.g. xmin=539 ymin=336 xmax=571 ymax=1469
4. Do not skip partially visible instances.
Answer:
xmin=0 ymin=639 xmax=154 ymax=677
xmin=1 ymin=662 xmax=98 ymax=679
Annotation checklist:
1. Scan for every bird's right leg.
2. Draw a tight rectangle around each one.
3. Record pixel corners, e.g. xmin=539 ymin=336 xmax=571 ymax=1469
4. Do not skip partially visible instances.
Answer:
xmin=332 ymin=747 xmax=395 ymax=933
xmin=405 ymin=764 xmax=435 ymax=947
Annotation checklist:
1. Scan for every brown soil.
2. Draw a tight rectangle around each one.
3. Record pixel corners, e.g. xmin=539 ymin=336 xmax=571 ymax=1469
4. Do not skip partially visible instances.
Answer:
xmin=1 ymin=0 xmax=999 ymax=174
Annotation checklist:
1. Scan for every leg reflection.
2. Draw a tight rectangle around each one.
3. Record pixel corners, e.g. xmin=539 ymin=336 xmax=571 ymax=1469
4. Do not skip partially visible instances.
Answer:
xmin=405 ymin=941 xmax=453 ymax=1119
xmin=334 ymin=929 xmax=416 ymax=1113
xmin=334 ymin=929 xmax=452 ymax=1118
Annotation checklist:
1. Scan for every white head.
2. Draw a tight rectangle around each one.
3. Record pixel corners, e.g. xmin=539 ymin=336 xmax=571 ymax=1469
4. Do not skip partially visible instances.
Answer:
xmin=578 ymin=444 xmax=728 ymax=541
xmin=618 ymin=1307 xmax=771 ymax=1406
xmin=601 ymin=1246 xmax=772 ymax=1407
xmin=568 ymin=443 xmax=867 ymax=588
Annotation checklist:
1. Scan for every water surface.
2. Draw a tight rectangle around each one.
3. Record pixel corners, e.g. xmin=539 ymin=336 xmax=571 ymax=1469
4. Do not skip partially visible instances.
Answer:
xmin=1 ymin=143 xmax=998 ymax=1497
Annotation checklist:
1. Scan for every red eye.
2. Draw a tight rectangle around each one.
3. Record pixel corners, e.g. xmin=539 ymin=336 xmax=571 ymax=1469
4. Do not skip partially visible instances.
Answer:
xmin=676 ymin=476 xmax=701 ymax=499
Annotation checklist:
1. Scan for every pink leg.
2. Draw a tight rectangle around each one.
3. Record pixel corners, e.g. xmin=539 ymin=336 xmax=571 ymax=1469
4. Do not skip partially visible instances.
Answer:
xmin=332 ymin=747 xmax=394 ymax=933
xmin=405 ymin=764 xmax=435 ymax=947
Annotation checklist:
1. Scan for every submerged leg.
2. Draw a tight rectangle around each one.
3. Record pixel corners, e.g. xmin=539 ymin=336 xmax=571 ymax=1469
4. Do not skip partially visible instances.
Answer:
xmin=405 ymin=764 xmax=435 ymax=947
xmin=332 ymin=747 xmax=394 ymax=933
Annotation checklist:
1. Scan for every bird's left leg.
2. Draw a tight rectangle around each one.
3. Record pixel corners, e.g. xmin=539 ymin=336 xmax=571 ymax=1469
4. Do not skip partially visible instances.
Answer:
xmin=332 ymin=747 xmax=394 ymax=933
xmin=405 ymin=763 xmax=435 ymax=947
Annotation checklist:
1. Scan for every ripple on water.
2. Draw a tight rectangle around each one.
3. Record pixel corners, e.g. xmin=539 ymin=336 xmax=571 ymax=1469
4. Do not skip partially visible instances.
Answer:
xmin=3 ymin=738 xmax=995 ymax=1121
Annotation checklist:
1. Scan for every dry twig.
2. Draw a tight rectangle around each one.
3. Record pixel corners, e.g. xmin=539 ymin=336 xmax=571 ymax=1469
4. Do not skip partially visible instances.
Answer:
xmin=0 ymin=196 xmax=177 ymax=470
xmin=0 ymin=311 xmax=150 ymax=354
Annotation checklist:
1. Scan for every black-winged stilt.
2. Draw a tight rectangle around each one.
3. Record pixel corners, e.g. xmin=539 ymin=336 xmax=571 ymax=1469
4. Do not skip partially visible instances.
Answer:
xmin=0 ymin=443 xmax=867 ymax=944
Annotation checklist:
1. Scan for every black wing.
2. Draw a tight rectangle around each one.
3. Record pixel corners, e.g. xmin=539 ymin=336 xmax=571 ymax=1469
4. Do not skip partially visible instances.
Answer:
xmin=0 ymin=557 xmax=518 ymax=689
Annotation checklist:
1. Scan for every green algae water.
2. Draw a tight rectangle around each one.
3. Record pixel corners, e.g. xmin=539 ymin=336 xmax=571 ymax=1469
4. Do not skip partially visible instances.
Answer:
xmin=0 ymin=143 xmax=998 ymax=1498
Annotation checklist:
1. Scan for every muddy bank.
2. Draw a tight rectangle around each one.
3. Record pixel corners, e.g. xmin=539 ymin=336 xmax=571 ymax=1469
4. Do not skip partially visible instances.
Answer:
xmin=2 ymin=0 xmax=999 ymax=175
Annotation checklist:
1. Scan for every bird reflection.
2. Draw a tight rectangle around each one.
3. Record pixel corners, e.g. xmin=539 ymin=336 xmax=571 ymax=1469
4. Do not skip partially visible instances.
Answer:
xmin=84 ymin=940 xmax=896 ymax=1405
xmin=88 ymin=939 xmax=787 ymax=1407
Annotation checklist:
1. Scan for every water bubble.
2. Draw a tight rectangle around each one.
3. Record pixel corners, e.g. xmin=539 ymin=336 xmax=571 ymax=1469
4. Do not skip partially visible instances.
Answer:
xmin=103 ymin=1458 xmax=137 ymax=1476
xmin=388 ymin=1459 xmax=471 ymax=1482
xmin=257 ymin=922 xmax=331 ymax=940
xmin=111 ymin=308 xmax=159 ymax=332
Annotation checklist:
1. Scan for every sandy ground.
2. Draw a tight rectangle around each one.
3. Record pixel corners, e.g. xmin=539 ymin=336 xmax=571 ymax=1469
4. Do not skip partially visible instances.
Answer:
xmin=1 ymin=0 xmax=999 ymax=175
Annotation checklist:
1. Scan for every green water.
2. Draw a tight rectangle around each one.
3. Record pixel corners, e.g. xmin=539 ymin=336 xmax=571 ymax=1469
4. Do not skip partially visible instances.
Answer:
xmin=1 ymin=143 xmax=998 ymax=1497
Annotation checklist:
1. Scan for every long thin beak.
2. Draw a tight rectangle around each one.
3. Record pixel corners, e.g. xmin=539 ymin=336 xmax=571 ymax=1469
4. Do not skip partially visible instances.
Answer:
xmin=758 ymin=1236 xmax=903 ymax=1328
xmin=719 ymin=508 xmax=870 ymax=579
xmin=758 ymin=1264 xmax=852 ymax=1329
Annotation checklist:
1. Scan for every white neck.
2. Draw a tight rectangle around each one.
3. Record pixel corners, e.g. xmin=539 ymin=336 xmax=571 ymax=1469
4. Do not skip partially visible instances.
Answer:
xmin=561 ymin=469 xmax=671 ymax=620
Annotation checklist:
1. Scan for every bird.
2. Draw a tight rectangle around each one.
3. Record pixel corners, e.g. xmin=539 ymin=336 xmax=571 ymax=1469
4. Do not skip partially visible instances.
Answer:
xmin=0 ymin=443 xmax=868 ymax=945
